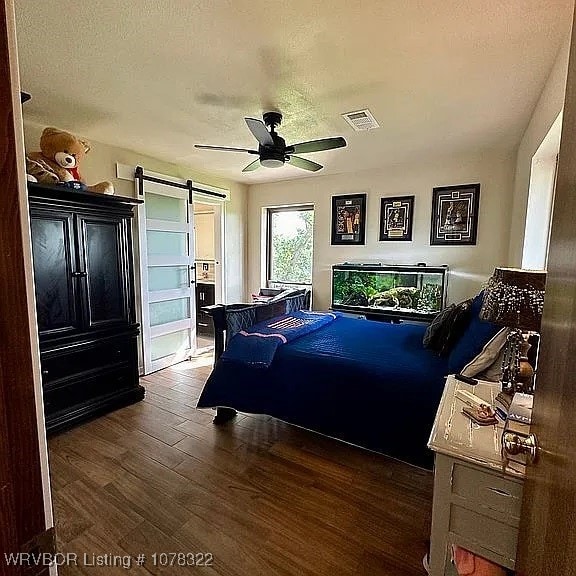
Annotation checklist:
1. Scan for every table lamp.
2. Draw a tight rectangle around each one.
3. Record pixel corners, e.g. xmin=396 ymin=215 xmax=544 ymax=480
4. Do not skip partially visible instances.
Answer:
xmin=480 ymin=268 xmax=546 ymax=394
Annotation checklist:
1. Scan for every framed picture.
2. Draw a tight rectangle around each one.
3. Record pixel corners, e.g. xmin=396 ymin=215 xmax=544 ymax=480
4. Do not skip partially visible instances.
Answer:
xmin=379 ymin=195 xmax=414 ymax=241
xmin=331 ymin=193 xmax=367 ymax=245
xmin=430 ymin=183 xmax=480 ymax=246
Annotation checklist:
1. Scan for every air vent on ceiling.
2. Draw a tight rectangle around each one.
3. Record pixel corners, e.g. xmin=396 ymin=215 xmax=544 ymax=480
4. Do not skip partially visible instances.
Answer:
xmin=341 ymin=109 xmax=380 ymax=131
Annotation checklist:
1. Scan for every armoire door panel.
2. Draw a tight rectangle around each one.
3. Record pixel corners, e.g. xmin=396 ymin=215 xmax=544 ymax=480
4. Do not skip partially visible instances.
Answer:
xmin=79 ymin=216 xmax=129 ymax=327
xmin=30 ymin=211 xmax=79 ymax=337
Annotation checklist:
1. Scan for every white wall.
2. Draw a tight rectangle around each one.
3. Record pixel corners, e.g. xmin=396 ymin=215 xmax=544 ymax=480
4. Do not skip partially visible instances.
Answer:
xmin=248 ymin=151 xmax=516 ymax=310
xmin=23 ymin=120 xmax=248 ymax=302
xmin=194 ymin=212 xmax=215 ymax=261
xmin=509 ymin=35 xmax=571 ymax=266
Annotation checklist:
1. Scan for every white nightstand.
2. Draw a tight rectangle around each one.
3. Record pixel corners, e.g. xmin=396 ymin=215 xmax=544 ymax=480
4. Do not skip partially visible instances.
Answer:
xmin=428 ymin=376 xmax=526 ymax=576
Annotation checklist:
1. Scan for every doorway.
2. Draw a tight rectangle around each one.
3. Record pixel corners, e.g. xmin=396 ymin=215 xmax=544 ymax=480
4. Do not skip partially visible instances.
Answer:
xmin=193 ymin=201 xmax=223 ymax=352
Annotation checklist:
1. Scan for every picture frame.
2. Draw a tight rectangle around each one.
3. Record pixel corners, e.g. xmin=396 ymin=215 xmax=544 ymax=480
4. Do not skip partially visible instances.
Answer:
xmin=430 ymin=183 xmax=480 ymax=246
xmin=379 ymin=195 xmax=414 ymax=241
xmin=331 ymin=193 xmax=367 ymax=245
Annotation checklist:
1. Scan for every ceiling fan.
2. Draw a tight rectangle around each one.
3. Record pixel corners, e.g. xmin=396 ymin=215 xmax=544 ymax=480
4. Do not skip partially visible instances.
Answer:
xmin=195 ymin=111 xmax=347 ymax=173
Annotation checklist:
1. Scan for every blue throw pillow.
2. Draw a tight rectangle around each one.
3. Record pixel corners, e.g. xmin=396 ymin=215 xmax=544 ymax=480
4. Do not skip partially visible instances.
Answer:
xmin=448 ymin=292 xmax=502 ymax=374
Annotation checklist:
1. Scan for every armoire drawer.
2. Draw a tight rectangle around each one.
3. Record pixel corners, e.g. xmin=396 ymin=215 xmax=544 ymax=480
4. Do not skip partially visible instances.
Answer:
xmin=43 ymin=366 xmax=134 ymax=415
xmin=41 ymin=339 xmax=134 ymax=386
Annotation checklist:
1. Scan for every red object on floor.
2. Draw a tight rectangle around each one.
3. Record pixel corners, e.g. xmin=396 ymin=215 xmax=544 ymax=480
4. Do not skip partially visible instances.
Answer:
xmin=452 ymin=546 xmax=506 ymax=576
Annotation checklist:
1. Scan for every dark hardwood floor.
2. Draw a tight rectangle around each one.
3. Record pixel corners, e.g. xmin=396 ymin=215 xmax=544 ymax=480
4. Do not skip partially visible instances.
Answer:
xmin=49 ymin=354 xmax=433 ymax=575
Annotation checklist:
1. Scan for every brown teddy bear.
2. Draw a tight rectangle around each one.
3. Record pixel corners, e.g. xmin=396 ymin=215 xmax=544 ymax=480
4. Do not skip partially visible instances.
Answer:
xmin=27 ymin=127 xmax=114 ymax=195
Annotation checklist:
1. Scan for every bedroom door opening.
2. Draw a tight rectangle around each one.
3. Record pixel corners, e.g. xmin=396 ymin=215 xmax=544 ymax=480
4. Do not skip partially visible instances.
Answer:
xmin=194 ymin=199 xmax=224 ymax=352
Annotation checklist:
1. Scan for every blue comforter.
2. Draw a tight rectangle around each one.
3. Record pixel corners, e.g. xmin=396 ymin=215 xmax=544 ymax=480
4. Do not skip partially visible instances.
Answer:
xmin=198 ymin=315 xmax=449 ymax=468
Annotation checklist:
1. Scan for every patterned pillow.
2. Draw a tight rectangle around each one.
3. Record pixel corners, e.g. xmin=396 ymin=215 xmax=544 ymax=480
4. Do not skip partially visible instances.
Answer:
xmin=224 ymin=292 xmax=309 ymax=343
xmin=225 ymin=305 xmax=258 ymax=343
xmin=284 ymin=292 xmax=309 ymax=314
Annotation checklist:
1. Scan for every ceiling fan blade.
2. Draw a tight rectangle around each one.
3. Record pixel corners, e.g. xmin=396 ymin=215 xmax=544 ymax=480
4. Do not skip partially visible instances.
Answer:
xmin=245 ymin=118 xmax=274 ymax=147
xmin=288 ymin=156 xmax=323 ymax=172
xmin=242 ymin=159 xmax=261 ymax=172
xmin=195 ymin=145 xmax=259 ymax=154
xmin=287 ymin=137 xmax=347 ymax=154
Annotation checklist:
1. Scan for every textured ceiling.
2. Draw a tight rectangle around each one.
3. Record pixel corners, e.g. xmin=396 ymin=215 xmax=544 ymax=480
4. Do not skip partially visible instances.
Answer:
xmin=14 ymin=0 xmax=573 ymax=184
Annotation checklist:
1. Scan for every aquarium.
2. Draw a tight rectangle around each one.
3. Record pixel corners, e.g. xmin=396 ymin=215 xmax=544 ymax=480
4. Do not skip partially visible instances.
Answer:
xmin=332 ymin=263 xmax=448 ymax=321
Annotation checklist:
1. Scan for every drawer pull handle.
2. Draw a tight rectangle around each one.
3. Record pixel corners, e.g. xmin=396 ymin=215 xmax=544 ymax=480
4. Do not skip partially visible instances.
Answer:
xmin=42 ymin=369 xmax=49 ymax=376
xmin=487 ymin=487 xmax=512 ymax=498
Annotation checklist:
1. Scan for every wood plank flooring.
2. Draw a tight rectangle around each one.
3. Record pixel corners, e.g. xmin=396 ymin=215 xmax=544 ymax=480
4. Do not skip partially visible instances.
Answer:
xmin=48 ymin=354 xmax=433 ymax=576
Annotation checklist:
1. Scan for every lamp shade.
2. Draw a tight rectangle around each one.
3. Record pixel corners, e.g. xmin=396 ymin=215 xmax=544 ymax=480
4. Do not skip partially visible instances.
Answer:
xmin=480 ymin=267 xmax=547 ymax=332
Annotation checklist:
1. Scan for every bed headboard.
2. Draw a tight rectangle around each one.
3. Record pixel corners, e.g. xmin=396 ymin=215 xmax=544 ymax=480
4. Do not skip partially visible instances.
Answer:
xmin=203 ymin=290 xmax=311 ymax=361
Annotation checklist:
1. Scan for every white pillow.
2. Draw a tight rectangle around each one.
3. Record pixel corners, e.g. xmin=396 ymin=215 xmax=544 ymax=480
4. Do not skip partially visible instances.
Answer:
xmin=460 ymin=328 xmax=509 ymax=378
xmin=479 ymin=347 xmax=506 ymax=382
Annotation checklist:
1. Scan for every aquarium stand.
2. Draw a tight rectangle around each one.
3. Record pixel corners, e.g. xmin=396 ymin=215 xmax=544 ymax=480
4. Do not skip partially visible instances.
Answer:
xmin=331 ymin=264 xmax=449 ymax=323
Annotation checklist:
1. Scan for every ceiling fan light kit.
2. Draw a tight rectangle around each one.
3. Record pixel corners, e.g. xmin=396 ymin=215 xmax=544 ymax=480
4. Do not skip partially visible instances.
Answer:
xmin=260 ymin=158 xmax=284 ymax=168
xmin=195 ymin=111 xmax=347 ymax=173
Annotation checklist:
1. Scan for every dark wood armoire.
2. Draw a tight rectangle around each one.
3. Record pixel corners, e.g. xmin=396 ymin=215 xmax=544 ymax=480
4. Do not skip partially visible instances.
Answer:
xmin=28 ymin=182 xmax=145 ymax=433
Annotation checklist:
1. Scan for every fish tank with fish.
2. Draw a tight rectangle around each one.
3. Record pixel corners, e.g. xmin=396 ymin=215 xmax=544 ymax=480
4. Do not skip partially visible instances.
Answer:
xmin=332 ymin=263 xmax=448 ymax=321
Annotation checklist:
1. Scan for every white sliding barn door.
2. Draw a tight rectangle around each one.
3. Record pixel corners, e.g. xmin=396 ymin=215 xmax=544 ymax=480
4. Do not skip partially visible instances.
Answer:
xmin=138 ymin=180 xmax=196 ymax=374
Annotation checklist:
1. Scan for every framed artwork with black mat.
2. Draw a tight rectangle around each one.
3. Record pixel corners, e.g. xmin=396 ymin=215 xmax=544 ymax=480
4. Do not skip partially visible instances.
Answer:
xmin=430 ymin=183 xmax=480 ymax=246
xmin=331 ymin=193 xmax=366 ymax=245
xmin=379 ymin=195 xmax=414 ymax=241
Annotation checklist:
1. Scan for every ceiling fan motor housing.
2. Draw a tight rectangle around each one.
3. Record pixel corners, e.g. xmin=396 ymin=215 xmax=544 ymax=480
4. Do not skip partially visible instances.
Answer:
xmin=259 ymin=146 xmax=286 ymax=167
xmin=259 ymin=132 xmax=287 ymax=167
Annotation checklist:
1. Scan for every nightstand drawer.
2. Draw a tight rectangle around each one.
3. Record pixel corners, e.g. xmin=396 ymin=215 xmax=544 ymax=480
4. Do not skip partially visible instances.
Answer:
xmin=450 ymin=505 xmax=518 ymax=564
xmin=452 ymin=463 xmax=522 ymax=524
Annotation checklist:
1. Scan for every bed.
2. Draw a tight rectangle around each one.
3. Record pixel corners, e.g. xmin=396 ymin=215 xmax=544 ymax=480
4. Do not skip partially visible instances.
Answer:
xmin=197 ymin=291 xmax=500 ymax=468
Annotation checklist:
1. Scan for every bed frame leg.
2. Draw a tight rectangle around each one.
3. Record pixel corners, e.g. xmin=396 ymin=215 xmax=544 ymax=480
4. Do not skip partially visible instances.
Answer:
xmin=213 ymin=407 xmax=237 ymax=425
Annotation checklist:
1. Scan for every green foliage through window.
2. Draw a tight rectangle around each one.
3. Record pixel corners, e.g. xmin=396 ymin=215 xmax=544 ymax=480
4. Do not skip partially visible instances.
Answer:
xmin=268 ymin=208 xmax=314 ymax=284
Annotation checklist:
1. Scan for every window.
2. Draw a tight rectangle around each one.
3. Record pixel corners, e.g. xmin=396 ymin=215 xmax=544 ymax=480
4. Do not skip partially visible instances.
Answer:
xmin=267 ymin=206 xmax=314 ymax=287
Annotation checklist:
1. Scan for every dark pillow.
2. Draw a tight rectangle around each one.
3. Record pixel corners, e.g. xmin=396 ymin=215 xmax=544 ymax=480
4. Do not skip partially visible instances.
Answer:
xmin=423 ymin=298 xmax=473 ymax=355
xmin=255 ymin=300 xmax=287 ymax=323
xmin=439 ymin=298 xmax=473 ymax=356
xmin=423 ymin=304 xmax=458 ymax=351
xmin=448 ymin=291 xmax=502 ymax=374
